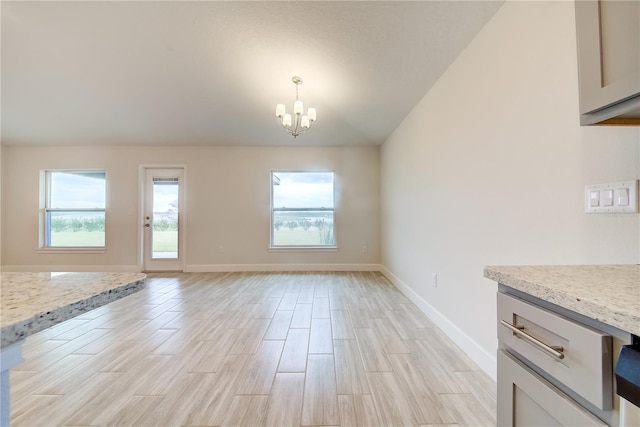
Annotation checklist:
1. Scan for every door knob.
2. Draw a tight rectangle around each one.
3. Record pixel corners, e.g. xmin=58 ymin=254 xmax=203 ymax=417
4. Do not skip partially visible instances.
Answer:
xmin=144 ymin=224 xmax=150 ymax=228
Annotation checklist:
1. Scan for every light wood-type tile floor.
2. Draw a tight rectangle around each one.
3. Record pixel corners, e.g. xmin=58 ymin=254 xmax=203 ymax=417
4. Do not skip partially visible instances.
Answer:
xmin=10 ymin=272 xmax=496 ymax=426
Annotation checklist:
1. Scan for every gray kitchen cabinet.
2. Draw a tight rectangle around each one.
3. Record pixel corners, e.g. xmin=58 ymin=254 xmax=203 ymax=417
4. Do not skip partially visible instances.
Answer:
xmin=496 ymin=291 xmax=617 ymax=426
xmin=498 ymin=351 xmax=608 ymax=427
xmin=497 ymin=293 xmax=613 ymax=411
xmin=575 ymin=0 xmax=640 ymax=125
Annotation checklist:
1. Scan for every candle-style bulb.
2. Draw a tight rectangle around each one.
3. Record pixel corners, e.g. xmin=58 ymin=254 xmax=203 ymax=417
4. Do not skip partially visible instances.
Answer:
xmin=283 ymin=113 xmax=292 ymax=127
xmin=307 ymin=108 xmax=316 ymax=122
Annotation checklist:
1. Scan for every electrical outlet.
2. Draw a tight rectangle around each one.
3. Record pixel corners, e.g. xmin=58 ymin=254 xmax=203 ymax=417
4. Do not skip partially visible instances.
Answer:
xmin=432 ymin=273 xmax=438 ymax=288
xmin=362 ymin=245 xmax=368 ymax=253
xmin=219 ymin=246 xmax=224 ymax=253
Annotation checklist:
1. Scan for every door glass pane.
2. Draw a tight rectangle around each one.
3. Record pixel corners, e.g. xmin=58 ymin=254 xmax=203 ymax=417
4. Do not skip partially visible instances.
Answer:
xmin=152 ymin=178 xmax=179 ymax=259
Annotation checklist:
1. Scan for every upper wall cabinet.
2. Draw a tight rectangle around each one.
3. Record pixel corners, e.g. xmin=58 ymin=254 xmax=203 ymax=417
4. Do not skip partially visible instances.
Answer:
xmin=575 ymin=0 xmax=640 ymax=125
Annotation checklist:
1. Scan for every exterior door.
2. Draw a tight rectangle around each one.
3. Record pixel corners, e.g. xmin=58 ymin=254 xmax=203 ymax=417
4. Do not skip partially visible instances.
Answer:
xmin=143 ymin=168 xmax=185 ymax=271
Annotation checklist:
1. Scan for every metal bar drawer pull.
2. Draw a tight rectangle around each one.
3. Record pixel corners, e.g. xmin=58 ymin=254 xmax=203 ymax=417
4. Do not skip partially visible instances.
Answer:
xmin=500 ymin=320 xmax=565 ymax=360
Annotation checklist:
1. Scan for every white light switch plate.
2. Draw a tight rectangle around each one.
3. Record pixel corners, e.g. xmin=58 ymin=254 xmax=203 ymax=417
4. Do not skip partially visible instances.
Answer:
xmin=585 ymin=180 xmax=638 ymax=213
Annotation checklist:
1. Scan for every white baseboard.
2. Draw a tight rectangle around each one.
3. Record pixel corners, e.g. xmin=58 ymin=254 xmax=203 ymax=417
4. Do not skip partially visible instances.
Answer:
xmin=186 ymin=263 xmax=383 ymax=273
xmin=1 ymin=265 xmax=140 ymax=273
xmin=380 ymin=265 xmax=497 ymax=381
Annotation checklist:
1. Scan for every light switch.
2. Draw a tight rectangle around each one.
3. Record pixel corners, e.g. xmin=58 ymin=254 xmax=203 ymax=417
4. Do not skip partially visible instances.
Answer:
xmin=617 ymin=188 xmax=630 ymax=206
xmin=585 ymin=180 xmax=638 ymax=213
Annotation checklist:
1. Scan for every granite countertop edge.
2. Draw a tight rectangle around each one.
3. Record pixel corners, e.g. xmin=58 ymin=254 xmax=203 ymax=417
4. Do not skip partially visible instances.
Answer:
xmin=1 ymin=277 xmax=146 ymax=348
xmin=484 ymin=265 xmax=640 ymax=336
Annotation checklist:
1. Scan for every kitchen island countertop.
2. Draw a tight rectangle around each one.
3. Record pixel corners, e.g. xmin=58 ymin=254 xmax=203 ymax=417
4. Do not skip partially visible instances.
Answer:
xmin=1 ymin=272 xmax=146 ymax=348
xmin=484 ymin=264 xmax=639 ymax=336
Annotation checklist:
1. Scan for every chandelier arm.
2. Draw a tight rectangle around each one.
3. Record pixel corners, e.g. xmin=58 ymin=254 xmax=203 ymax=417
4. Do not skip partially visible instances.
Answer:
xmin=295 ymin=119 xmax=310 ymax=137
xmin=280 ymin=121 xmax=296 ymax=136
xmin=278 ymin=117 xmax=305 ymax=137
xmin=293 ymin=113 xmax=300 ymax=135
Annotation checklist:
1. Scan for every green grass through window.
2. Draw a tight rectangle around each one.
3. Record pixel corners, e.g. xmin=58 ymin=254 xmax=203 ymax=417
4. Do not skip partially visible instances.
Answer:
xmin=50 ymin=231 xmax=105 ymax=247
xmin=153 ymin=231 xmax=178 ymax=252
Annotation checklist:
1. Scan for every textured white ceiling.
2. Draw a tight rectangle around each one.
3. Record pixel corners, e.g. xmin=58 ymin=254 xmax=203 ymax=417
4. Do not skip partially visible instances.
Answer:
xmin=1 ymin=1 xmax=503 ymax=147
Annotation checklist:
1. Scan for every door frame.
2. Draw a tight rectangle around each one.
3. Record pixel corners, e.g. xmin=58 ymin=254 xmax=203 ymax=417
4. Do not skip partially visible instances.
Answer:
xmin=138 ymin=164 xmax=187 ymax=272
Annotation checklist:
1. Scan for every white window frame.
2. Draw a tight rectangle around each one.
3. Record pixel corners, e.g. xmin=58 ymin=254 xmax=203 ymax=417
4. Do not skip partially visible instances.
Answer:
xmin=38 ymin=169 xmax=107 ymax=252
xmin=270 ymin=170 xmax=337 ymax=250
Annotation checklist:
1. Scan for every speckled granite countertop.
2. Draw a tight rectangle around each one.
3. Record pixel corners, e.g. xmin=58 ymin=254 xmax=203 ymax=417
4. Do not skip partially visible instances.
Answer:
xmin=1 ymin=272 xmax=146 ymax=348
xmin=484 ymin=265 xmax=639 ymax=336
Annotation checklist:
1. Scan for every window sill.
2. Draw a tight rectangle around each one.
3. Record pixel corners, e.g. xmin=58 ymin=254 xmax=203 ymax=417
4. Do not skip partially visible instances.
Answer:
xmin=268 ymin=246 xmax=339 ymax=252
xmin=37 ymin=247 xmax=106 ymax=254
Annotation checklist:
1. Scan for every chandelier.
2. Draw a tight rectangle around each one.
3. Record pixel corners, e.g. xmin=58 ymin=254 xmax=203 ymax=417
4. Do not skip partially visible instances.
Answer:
xmin=275 ymin=76 xmax=316 ymax=138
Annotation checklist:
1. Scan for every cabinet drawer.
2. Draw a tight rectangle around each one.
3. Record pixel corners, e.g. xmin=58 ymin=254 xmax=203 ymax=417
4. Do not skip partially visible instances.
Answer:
xmin=497 ymin=292 xmax=613 ymax=410
xmin=498 ymin=350 xmax=607 ymax=427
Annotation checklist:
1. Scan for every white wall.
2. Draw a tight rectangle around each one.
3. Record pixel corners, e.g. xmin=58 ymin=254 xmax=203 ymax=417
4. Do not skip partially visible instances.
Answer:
xmin=380 ymin=1 xmax=640 ymax=379
xmin=1 ymin=145 xmax=380 ymax=271
xmin=0 ymin=143 xmax=3 ymax=270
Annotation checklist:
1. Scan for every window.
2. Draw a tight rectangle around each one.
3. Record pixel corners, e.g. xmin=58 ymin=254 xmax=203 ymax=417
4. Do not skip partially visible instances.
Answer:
xmin=43 ymin=170 xmax=106 ymax=248
xmin=271 ymin=171 xmax=335 ymax=247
